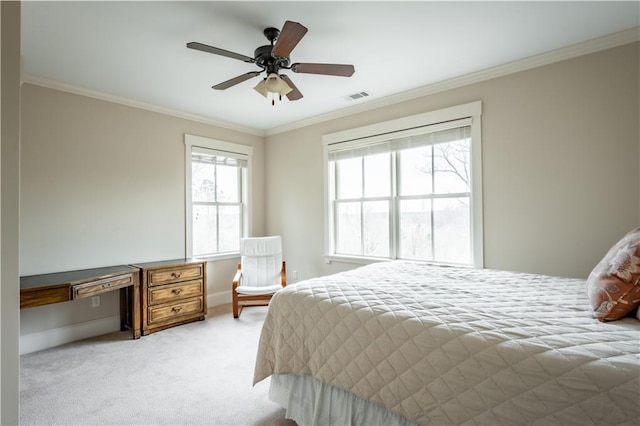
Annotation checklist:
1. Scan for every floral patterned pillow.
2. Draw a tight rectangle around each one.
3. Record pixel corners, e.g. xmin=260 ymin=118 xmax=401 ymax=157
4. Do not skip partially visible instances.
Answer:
xmin=586 ymin=227 xmax=640 ymax=321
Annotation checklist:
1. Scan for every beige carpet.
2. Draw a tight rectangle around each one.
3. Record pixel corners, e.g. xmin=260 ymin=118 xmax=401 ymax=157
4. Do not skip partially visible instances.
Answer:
xmin=20 ymin=304 xmax=297 ymax=426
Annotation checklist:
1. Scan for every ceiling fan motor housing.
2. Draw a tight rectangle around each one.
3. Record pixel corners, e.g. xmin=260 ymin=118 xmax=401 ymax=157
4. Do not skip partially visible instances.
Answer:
xmin=254 ymin=45 xmax=289 ymax=73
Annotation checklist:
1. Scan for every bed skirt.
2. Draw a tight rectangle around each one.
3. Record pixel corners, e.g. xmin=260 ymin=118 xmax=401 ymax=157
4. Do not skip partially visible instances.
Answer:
xmin=269 ymin=373 xmax=419 ymax=426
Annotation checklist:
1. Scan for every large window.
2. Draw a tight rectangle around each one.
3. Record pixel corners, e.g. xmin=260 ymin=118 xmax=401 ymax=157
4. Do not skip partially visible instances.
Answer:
xmin=323 ymin=102 xmax=483 ymax=267
xmin=185 ymin=135 xmax=252 ymax=259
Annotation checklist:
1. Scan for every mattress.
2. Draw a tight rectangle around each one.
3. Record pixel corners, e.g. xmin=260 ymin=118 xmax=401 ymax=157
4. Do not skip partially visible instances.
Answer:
xmin=254 ymin=261 xmax=640 ymax=425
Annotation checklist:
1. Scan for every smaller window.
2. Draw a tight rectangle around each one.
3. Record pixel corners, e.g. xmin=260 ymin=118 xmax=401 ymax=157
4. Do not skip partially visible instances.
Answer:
xmin=185 ymin=135 xmax=253 ymax=259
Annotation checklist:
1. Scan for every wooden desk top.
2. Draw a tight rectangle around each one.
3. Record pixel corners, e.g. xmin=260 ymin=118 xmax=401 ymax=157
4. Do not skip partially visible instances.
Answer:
xmin=20 ymin=265 xmax=140 ymax=290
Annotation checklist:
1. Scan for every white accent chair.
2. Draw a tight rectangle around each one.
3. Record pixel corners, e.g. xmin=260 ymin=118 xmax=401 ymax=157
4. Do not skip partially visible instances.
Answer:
xmin=232 ymin=236 xmax=286 ymax=318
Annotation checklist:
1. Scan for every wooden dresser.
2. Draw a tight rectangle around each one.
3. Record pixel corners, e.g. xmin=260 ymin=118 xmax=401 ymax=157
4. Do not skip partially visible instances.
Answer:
xmin=133 ymin=259 xmax=207 ymax=335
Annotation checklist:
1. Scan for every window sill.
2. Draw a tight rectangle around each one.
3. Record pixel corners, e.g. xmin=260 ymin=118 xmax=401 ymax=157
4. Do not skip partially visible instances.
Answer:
xmin=193 ymin=252 xmax=240 ymax=262
xmin=323 ymin=255 xmax=391 ymax=266
xmin=324 ymin=254 xmax=475 ymax=269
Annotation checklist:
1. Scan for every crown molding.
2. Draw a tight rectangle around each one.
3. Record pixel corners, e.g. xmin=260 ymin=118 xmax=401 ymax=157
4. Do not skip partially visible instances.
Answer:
xmin=22 ymin=26 xmax=639 ymax=139
xmin=21 ymin=74 xmax=265 ymax=137
xmin=264 ymin=26 xmax=640 ymax=137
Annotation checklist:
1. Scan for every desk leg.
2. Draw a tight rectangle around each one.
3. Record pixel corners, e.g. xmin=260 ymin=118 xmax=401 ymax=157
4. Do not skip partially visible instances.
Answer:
xmin=131 ymin=280 xmax=141 ymax=339
xmin=120 ymin=288 xmax=127 ymax=332
xmin=120 ymin=284 xmax=141 ymax=340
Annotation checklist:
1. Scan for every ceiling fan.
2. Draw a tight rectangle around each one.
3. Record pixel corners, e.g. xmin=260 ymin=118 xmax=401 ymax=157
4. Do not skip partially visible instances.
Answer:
xmin=187 ymin=21 xmax=355 ymax=103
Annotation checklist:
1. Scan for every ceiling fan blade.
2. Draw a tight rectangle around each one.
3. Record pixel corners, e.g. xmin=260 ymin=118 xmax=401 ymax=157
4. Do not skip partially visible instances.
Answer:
xmin=291 ymin=63 xmax=355 ymax=77
xmin=280 ymin=75 xmax=303 ymax=101
xmin=187 ymin=42 xmax=255 ymax=63
xmin=271 ymin=21 xmax=308 ymax=58
xmin=212 ymin=72 xmax=262 ymax=90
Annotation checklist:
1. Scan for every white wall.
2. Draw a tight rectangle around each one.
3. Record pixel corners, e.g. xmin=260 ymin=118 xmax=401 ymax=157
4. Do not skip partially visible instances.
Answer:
xmin=265 ymin=42 xmax=640 ymax=281
xmin=1 ymin=1 xmax=21 ymax=423
xmin=19 ymin=84 xmax=265 ymax=346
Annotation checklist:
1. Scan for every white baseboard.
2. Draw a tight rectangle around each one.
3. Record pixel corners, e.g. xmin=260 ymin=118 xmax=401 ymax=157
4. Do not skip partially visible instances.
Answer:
xmin=208 ymin=289 xmax=231 ymax=307
xmin=20 ymin=315 xmax=120 ymax=355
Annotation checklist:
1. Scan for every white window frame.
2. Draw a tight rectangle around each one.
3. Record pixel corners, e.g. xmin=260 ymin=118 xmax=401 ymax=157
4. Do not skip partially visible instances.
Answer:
xmin=185 ymin=134 xmax=253 ymax=260
xmin=322 ymin=101 xmax=483 ymax=268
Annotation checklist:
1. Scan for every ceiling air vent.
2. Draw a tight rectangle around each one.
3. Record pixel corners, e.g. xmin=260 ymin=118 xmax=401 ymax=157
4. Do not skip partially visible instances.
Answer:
xmin=345 ymin=91 xmax=371 ymax=101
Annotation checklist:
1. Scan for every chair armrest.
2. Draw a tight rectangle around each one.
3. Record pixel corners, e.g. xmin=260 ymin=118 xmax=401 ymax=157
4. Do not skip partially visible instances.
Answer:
xmin=232 ymin=270 xmax=242 ymax=290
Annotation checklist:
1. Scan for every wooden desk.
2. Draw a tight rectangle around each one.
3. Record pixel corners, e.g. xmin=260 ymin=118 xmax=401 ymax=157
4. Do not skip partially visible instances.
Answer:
xmin=20 ymin=265 xmax=141 ymax=339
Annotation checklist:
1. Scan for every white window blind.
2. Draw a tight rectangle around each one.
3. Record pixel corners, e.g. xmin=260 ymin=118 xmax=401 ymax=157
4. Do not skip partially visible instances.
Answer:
xmin=191 ymin=146 xmax=248 ymax=167
xmin=327 ymin=118 xmax=472 ymax=160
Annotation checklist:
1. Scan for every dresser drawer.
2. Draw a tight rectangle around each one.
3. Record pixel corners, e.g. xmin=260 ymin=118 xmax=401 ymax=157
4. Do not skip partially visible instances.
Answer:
xmin=72 ymin=274 xmax=134 ymax=299
xmin=148 ymin=264 xmax=203 ymax=286
xmin=148 ymin=280 xmax=203 ymax=306
xmin=148 ymin=297 xmax=203 ymax=325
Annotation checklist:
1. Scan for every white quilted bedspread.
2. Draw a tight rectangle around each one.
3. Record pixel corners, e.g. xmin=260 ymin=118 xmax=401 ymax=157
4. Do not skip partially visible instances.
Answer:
xmin=254 ymin=261 xmax=640 ymax=425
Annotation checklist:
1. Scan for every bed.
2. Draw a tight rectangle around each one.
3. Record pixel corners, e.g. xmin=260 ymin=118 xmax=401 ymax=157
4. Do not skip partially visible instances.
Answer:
xmin=253 ymin=260 xmax=640 ymax=425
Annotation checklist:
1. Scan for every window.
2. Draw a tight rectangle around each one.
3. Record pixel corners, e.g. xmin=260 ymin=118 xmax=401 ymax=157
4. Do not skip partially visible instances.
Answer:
xmin=323 ymin=102 xmax=483 ymax=267
xmin=185 ymin=134 xmax=252 ymax=259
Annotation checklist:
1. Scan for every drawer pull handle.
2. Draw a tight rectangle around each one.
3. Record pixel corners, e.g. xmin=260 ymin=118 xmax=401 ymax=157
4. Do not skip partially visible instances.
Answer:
xmin=171 ymin=289 xmax=182 ymax=295
xmin=172 ymin=306 xmax=182 ymax=313
xmin=171 ymin=272 xmax=182 ymax=278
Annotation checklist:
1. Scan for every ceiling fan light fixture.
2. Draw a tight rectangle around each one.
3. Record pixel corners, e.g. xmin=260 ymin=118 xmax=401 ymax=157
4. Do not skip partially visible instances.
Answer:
xmin=253 ymin=78 xmax=269 ymax=98
xmin=266 ymin=73 xmax=293 ymax=96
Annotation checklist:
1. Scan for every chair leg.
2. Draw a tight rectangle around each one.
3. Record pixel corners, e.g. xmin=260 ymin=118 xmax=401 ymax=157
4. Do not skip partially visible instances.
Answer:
xmin=232 ymin=289 xmax=239 ymax=318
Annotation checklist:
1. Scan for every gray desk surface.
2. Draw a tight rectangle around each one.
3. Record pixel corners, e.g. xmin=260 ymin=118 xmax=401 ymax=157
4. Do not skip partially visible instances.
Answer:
xmin=20 ymin=265 xmax=139 ymax=290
